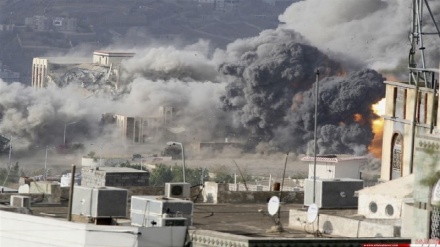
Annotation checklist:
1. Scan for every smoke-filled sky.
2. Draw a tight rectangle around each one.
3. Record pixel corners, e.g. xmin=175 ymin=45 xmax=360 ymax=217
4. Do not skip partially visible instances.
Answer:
xmin=0 ymin=0 xmax=437 ymax=158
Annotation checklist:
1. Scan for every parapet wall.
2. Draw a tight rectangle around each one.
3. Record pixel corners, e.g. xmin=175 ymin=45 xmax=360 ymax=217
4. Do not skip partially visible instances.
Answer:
xmin=203 ymin=182 xmax=303 ymax=204
xmin=188 ymin=229 xmax=410 ymax=247
xmin=289 ymin=209 xmax=401 ymax=238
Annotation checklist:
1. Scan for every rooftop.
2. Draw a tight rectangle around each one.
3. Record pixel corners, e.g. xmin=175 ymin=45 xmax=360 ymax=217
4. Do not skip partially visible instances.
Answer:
xmin=301 ymin=154 xmax=367 ymax=163
xmin=88 ymin=167 xmax=149 ymax=173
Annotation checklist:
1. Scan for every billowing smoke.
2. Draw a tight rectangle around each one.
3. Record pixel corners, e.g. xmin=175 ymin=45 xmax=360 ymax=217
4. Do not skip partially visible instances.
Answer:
xmin=279 ymin=0 xmax=440 ymax=72
xmin=275 ymin=69 xmax=385 ymax=154
xmin=0 ymin=81 xmax=117 ymax=150
xmin=0 ymin=0 xmax=407 ymax=160
xmin=217 ymin=29 xmax=344 ymax=151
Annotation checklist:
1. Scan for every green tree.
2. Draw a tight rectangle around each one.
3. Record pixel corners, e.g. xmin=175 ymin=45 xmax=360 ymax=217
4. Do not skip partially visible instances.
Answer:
xmin=149 ymin=164 xmax=174 ymax=186
xmin=210 ymin=165 xmax=234 ymax=183
xmin=161 ymin=146 xmax=182 ymax=160
xmin=0 ymin=162 xmax=20 ymax=186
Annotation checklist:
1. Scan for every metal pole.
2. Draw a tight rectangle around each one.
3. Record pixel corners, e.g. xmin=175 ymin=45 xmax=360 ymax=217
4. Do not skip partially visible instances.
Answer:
xmin=44 ymin=146 xmax=48 ymax=180
xmin=181 ymin=143 xmax=186 ymax=183
xmin=99 ymin=146 xmax=102 ymax=167
xmin=313 ymin=69 xmax=320 ymax=204
xmin=8 ymin=136 xmax=12 ymax=169
xmin=67 ymin=165 xmax=76 ymax=221
xmin=409 ymin=74 xmax=420 ymax=174
xmin=63 ymin=123 xmax=67 ymax=146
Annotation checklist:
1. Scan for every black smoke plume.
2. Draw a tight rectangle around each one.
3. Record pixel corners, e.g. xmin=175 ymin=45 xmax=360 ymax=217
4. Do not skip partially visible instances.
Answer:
xmin=219 ymin=31 xmax=344 ymax=151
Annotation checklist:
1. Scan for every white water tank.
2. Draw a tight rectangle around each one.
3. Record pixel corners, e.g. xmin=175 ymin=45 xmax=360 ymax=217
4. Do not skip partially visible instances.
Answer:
xmin=60 ymin=173 xmax=81 ymax=187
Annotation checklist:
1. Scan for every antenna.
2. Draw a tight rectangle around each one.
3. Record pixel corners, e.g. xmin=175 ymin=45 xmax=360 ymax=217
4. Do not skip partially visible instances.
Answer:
xmin=307 ymin=203 xmax=322 ymax=237
xmin=408 ymin=0 xmax=440 ymax=88
xmin=407 ymin=1 xmax=440 ymax=174
xmin=267 ymin=196 xmax=280 ymax=216
xmin=265 ymin=196 xmax=283 ymax=233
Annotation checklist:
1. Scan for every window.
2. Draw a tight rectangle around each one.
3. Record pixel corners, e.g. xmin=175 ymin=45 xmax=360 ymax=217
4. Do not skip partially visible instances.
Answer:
xmin=391 ymin=133 xmax=403 ymax=180
xmin=369 ymin=202 xmax=378 ymax=213
xmin=385 ymin=204 xmax=394 ymax=216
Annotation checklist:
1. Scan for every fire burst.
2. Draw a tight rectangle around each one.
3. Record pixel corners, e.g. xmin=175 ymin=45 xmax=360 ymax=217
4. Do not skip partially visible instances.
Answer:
xmin=369 ymin=98 xmax=386 ymax=157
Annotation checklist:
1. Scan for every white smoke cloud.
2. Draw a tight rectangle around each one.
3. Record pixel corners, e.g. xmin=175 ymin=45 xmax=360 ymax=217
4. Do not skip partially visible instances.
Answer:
xmin=279 ymin=0 xmax=413 ymax=70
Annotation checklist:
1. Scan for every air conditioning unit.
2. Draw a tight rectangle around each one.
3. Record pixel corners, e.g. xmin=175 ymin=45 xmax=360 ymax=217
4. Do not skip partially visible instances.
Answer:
xmin=165 ymin=183 xmax=191 ymax=198
xmin=130 ymin=195 xmax=193 ymax=227
xmin=72 ymin=186 xmax=128 ymax=218
xmin=304 ymin=178 xmax=364 ymax=208
xmin=10 ymin=195 xmax=31 ymax=208
xmin=131 ymin=212 xmax=188 ymax=227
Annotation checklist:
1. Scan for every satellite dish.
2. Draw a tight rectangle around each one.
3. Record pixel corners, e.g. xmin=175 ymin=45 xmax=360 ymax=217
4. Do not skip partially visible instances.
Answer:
xmin=267 ymin=196 xmax=280 ymax=216
xmin=307 ymin=203 xmax=319 ymax=223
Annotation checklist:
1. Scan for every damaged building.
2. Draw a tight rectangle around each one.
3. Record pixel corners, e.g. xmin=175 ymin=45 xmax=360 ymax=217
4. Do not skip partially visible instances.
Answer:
xmin=102 ymin=106 xmax=179 ymax=144
xmin=31 ymin=51 xmax=134 ymax=91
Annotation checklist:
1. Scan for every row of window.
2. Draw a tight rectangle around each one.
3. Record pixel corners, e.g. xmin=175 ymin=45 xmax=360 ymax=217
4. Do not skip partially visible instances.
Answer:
xmin=392 ymin=87 xmax=432 ymax=125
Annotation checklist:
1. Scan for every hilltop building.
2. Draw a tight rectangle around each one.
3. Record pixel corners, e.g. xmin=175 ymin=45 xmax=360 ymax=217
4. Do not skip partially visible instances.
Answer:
xmin=31 ymin=51 xmax=134 ymax=89
xmin=0 ymin=61 xmax=20 ymax=83
xmin=25 ymin=15 xmax=78 ymax=32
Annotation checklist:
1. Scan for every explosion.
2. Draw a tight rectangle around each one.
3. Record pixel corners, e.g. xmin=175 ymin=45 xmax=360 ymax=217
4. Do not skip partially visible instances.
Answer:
xmin=368 ymin=98 xmax=386 ymax=157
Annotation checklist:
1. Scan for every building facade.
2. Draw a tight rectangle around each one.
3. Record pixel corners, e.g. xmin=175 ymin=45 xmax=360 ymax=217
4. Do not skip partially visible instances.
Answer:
xmin=92 ymin=51 xmax=135 ymax=67
xmin=380 ymin=80 xmax=437 ymax=181
xmin=31 ymin=57 xmax=91 ymax=88
xmin=112 ymin=106 xmax=175 ymax=144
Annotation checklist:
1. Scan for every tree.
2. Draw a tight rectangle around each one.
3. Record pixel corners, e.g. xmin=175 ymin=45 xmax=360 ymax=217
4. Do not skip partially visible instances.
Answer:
xmin=149 ymin=164 xmax=174 ymax=186
xmin=161 ymin=146 xmax=182 ymax=160
xmin=0 ymin=161 xmax=21 ymax=186
xmin=210 ymin=165 xmax=234 ymax=183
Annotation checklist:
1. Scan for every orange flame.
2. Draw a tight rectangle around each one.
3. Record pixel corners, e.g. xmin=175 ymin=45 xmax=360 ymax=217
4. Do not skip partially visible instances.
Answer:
xmin=368 ymin=98 xmax=386 ymax=158
xmin=353 ymin=113 xmax=366 ymax=125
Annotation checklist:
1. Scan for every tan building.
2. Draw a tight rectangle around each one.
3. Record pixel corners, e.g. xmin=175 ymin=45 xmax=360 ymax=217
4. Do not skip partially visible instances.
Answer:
xmin=31 ymin=51 xmax=134 ymax=89
xmin=92 ymin=51 xmax=135 ymax=67
xmin=113 ymin=106 xmax=175 ymax=144
xmin=31 ymin=57 xmax=91 ymax=88
xmin=380 ymin=79 xmax=436 ymax=181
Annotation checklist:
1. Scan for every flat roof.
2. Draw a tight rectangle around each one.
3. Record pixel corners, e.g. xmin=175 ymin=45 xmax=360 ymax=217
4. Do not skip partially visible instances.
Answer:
xmin=94 ymin=167 xmax=148 ymax=173
xmin=300 ymin=154 xmax=367 ymax=163
xmin=93 ymin=51 xmax=135 ymax=57
xmin=34 ymin=57 xmax=91 ymax=64
xmin=358 ymin=174 xmax=413 ymax=198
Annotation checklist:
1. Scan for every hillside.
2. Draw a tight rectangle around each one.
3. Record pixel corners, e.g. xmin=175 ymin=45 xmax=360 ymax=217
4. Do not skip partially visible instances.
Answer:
xmin=0 ymin=0 xmax=296 ymax=84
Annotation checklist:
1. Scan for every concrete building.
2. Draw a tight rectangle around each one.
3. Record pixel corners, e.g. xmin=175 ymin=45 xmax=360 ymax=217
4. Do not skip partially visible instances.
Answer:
xmin=215 ymin=0 xmax=239 ymax=13
xmin=358 ymin=174 xmax=413 ymax=220
xmin=31 ymin=57 xmax=92 ymax=88
xmin=81 ymin=167 xmax=149 ymax=187
xmin=301 ymin=154 xmax=366 ymax=180
xmin=92 ymin=51 xmax=135 ymax=67
xmin=31 ymin=51 xmax=133 ymax=89
xmin=112 ymin=106 xmax=175 ymax=144
xmin=0 ymin=24 xmax=14 ymax=31
xmin=25 ymin=15 xmax=77 ymax=32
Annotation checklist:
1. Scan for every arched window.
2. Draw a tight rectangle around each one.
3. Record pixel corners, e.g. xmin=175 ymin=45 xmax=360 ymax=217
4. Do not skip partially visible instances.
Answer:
xmin=390 ymin=133 xmax=403 ymax=180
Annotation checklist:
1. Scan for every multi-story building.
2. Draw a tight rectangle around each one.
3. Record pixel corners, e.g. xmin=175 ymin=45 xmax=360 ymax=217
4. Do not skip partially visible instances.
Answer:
xmin=31 ymin=57 xmax=91 ymax=88
xmin=31 ymin=51 xmax=134 ymax=89
xmin=370 ymin=1 xmax=440 ymax=240
xmin=112 ymin=106 xmax=175 ymax=144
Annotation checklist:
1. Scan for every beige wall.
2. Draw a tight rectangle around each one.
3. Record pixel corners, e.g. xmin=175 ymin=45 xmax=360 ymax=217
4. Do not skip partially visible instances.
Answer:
xmin=380 ymin=82 xmax=436 ymax=181
xmin=31 ymin=58 xmax=50 ymax=88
